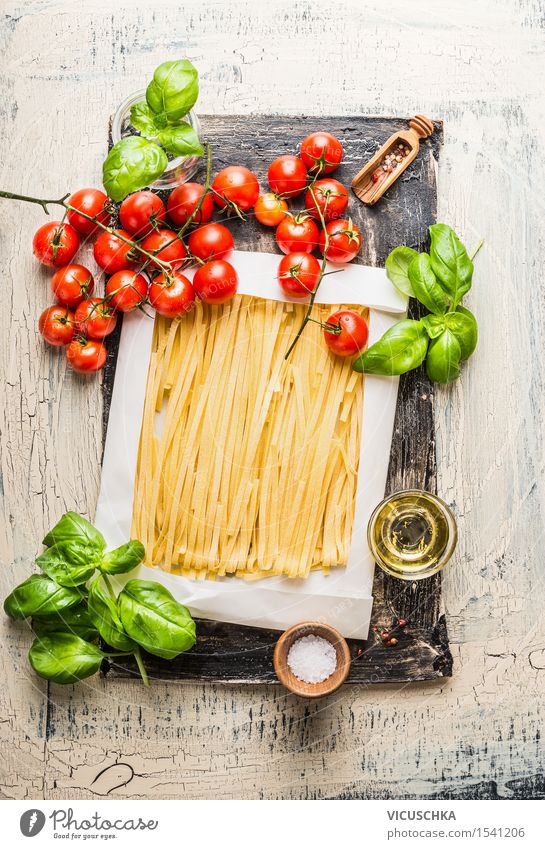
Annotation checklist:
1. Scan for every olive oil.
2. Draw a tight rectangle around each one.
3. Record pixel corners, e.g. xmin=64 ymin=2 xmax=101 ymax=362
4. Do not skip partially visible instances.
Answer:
xmin=367 ymin=490 xmax=457 ymax=580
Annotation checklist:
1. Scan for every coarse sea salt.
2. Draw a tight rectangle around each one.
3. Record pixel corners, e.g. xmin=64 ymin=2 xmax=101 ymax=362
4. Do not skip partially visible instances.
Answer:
xmin=287 ymin=634 xmax=337 ymax=684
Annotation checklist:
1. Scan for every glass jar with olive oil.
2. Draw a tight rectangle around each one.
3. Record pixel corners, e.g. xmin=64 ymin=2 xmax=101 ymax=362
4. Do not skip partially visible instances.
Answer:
xmin=367 ymin=490 xmax=457 ymax=580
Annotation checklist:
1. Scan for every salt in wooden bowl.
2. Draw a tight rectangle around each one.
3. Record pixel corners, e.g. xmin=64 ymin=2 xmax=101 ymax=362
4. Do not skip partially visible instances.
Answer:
xmin=273 ymin=621 xmax=351 ymax=697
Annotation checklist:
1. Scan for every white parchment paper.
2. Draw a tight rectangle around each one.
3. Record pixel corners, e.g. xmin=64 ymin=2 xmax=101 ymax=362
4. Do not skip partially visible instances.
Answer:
xmin=95 ymin=250 xmax=406 ymax=639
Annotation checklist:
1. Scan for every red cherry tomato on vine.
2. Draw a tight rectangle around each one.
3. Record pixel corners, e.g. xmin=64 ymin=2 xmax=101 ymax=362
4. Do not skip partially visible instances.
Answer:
xmin=67 ymin=188 xmax=110 ymax=236
xmin=277 ymin=252 xmax=321 ymax=299
xmin=94 ymin=229 xmax=139 ymax=274
xmin=323 ymin=310 xmax=368 ymax=357
xmin=119 ymin=191 xmax=166 ymax=237
xmin=149 ymin=272 xmax=195 ymax=318
xmin=187 ymin=223 xmax=234 ymax=261
xmin=319 ymin=219 xmax=362 ymax=263
xmin=212 ymin=166 xmax=260 ymax=212
xmin=51 ymin=264 xmax=94 ymax=309
xmin=66 ymin=339 xmax=107 ymax=373
xmin=74 ymin=298 xmax=117 ymax=340
xmin=140 ymin=229 xmax=187 ymax=270
xmin=254 ymin=193 xmax=288 ymax=227
xmin=275 ymin=214 xmax=319 ymax=254
xmin=38 ymin=305 xmax=75 ymax=347
xmin=267 ymin=155 xmax=307 ymax=197
xmin=193 ymin=260 xmax=238 ymax=304
xmin=300 ymin=132 xmax=343 ymax=175
xmin=167 ymin=183 xmax=214 ymax=227
xmin=105 ymin=270 xmax=148 ymax=313
xmin=33 ymin=222 xmax=80 ymax=268
xmin=305 ymin=178 xmax=349 ymax=222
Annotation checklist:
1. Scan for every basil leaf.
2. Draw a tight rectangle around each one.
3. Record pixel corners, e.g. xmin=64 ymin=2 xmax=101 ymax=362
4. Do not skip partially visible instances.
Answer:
xmin=118 ymin=580 xmax=196 ymax=660
xmin=353 ymin=319 xmax=428 ymax=376
xmin=32 ymin=605 xmax=99 ymax=642
xmin=421 ymin=314 xmax=446 ymax=339
xmin=130 ymin=101 xmax=160 ymax=139
xmin=146 ymin=59 xmax=199 ymax=123
xmin=43 ymin=512 xmax=105 ymax=553
xmin=429 ymin=224 xmax=474 ymax=308
xmin=29 ymin=633 xmax=104 ymax=684
xmin=103 ymin=137 xmax=168 ymax=202
xmin=36 ymin=542 xmax=98 ymax=587
xmin=385 ymin=246 xmax=418 ymax=297
xmin=445 ymin=306 xmax=478 ymax=360
xmin=426 ymin=328 xmax=462 ymax=383
xmin=408 ymin=253 xmax=450 ymax=314
xmin=100 ymin=540 xmax=145 ymax=575
xmin=88 ymin=580 xmax=136 ymax=651
xmin=157 ymin=123 xmax=204 ymax=158
xmin=4 ymin=574 xmax=81 ymax=620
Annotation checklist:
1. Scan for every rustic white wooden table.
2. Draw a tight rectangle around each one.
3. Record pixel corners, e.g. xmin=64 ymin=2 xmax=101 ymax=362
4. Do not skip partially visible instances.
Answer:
xmin=1 ymin=0 xmax=543 ymax=800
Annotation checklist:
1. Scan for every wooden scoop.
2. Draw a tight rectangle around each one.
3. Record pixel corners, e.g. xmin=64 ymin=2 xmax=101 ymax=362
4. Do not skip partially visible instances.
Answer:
xmin=351 ymin=115 xmax=434 ymax=206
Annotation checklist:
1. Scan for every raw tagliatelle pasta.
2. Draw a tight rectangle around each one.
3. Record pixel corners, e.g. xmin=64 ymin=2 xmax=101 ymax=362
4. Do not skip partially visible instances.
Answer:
xmin=132 ymin=295 xmax=365 ymax=580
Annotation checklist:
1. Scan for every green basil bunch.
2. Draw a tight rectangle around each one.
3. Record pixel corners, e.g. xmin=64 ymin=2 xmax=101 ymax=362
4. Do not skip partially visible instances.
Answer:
xmin=353 ymin=224 xmax=479 ymax=384
xmin=103 ymin=59 xmax=204 ymax=201
xmin=4 ymin=513 xmax=196 ymax=685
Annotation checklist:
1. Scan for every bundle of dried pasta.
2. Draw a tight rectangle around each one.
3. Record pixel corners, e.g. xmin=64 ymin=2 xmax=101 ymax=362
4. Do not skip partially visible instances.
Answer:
xmin=132 ymin=295 xmax=365 ymax=580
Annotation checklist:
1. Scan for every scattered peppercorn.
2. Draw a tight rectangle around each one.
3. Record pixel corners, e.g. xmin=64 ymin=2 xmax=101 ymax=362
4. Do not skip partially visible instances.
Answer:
xmin=397 ymin=618 xmax=408 ymax=628
xmin=357 ymin=647 xmax=364 ymax=657
xmin=381 ymin=631 xmax=390 ymax=642
xmin=388 ymin=637 xmax=398 ymax=646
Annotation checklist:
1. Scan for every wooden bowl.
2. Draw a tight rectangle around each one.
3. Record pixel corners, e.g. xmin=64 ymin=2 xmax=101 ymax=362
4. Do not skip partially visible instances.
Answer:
xmin=273 ymin=622 xmax=351 ymax=697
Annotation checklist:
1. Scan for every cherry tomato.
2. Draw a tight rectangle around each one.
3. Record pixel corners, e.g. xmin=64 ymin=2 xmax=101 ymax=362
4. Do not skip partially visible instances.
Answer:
xmin=105 ymin=270 xmax=148 ymax=312
xmin=187 ymin=223 xmax=234 ymax=261
xmin=323 ymin=310 xmax=368 ymax=357
xmin=300 ymin=132 xmax=344 ymax=175
xmin=75 ymin=298 xmax=117 ymax=340
xmin=275 ymin=213 xmax=319 ymax=254
xmin=193 ymin=260 xmax=238 ymax=304
xmin=149 ymin=272 xmax=195 ymax=318
xmin=119 ymin=191 xmax=166 ymax=237
xmin=51 ymin=264 xmax=94 ymax=308
xmin=94 ymin=229 xmax=139 ymax=274
xmin=212 ymin=166 xmax=260 ymax=212
xmin=167 ymin=183 xmax=214 ymax=227
xmin=254 ymin=193 xmax=288 ymax=227
xmin=140 ymin=229 xmax=187 ymax=270
xmin=33 ymin=222 xmax=80 ymax=268
xmin=38 ymin=305 xmax=75 ymax=347
xmin=267 ymin=155 xmax=307 ymax=197
xmin=67 ymin=188 xmax=110 ymax=236
xmin=66 ymin=339 xmax=107 ymax=373
xmin=305 ymin=178 xmax=349 ymax=222
xmin=277 ymin=252 xmax=321 ymax=299
xmin=319 ymin=219 xmax=362 ymax=263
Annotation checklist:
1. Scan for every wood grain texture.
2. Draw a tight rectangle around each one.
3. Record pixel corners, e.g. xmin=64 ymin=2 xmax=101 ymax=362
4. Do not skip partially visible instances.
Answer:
xmin=1 ymin=0 xmax=544 ymax=801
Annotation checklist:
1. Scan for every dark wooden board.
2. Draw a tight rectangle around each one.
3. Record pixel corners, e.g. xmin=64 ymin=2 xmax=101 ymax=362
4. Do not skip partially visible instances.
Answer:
xmin=102 ymin=115 xmax=452 ymax=685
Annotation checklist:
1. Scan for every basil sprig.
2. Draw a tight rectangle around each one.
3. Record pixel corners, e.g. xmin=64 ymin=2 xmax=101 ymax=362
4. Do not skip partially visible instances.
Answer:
xmin=353 ymin=224 xmax=480 ymax=384
xmin=3 ymin=513 xmax=197 ymax=686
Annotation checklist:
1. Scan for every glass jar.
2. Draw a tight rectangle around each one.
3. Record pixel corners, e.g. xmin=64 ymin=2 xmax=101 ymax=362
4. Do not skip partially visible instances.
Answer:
xmin=111 ymin=89 xmax=202 ymax=191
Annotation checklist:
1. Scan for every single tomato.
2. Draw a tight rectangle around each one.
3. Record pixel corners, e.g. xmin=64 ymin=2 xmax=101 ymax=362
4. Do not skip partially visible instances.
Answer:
xmin=267 ymin=155 xmax=307 ymax=197
xmin=140 ymin=229 xmax=187 ymax=270
xmin=67 ymin=188 xmax=110 ymax=236
xmin=277 ymin=252 xmax=321 ymax=299
xmin=254 ymin=193 xmax=288 ymax=227
xmin=275 ymin=213 xmax=319 ymax=254
xmin=119 ymin=191 xmax=166 ymax=237
xmin=187 ymin=223 xmax=234 ymax=261
xmin=94 ymin=229 xmax=139 ymax=273
xmin=323 ymin=310 xmax=368 ymax=357
xmin=38 ymin=305 xmax=75 ymax=346
xmin=66 ymin=339 xmax=107 ymax=373
xmin=167 ymin=183 xmax=214 ymax=227
xmin=75 ymin=298 xmax=117 ymax=340
xmin=319 ymin=218 xmax=362 ymax=263
xmin=305 ymin=178 xmax=349 ymax=222
xmin=212 ymin=166 xmax=260 ymax=212
xmin=105 ymin=270 xmax=148 ymax=312
xmin=149 ymin=272 xmax=195 ymax=318
xmin=300 ymin=132 xmax=343 ymax=175
xmin=193 ymin=260 xmax=238 ymax=304
xmin=51 ymin=264 xmax=94 ymax=308
xmin=33 ymin=222 xmax=80 ymax=268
